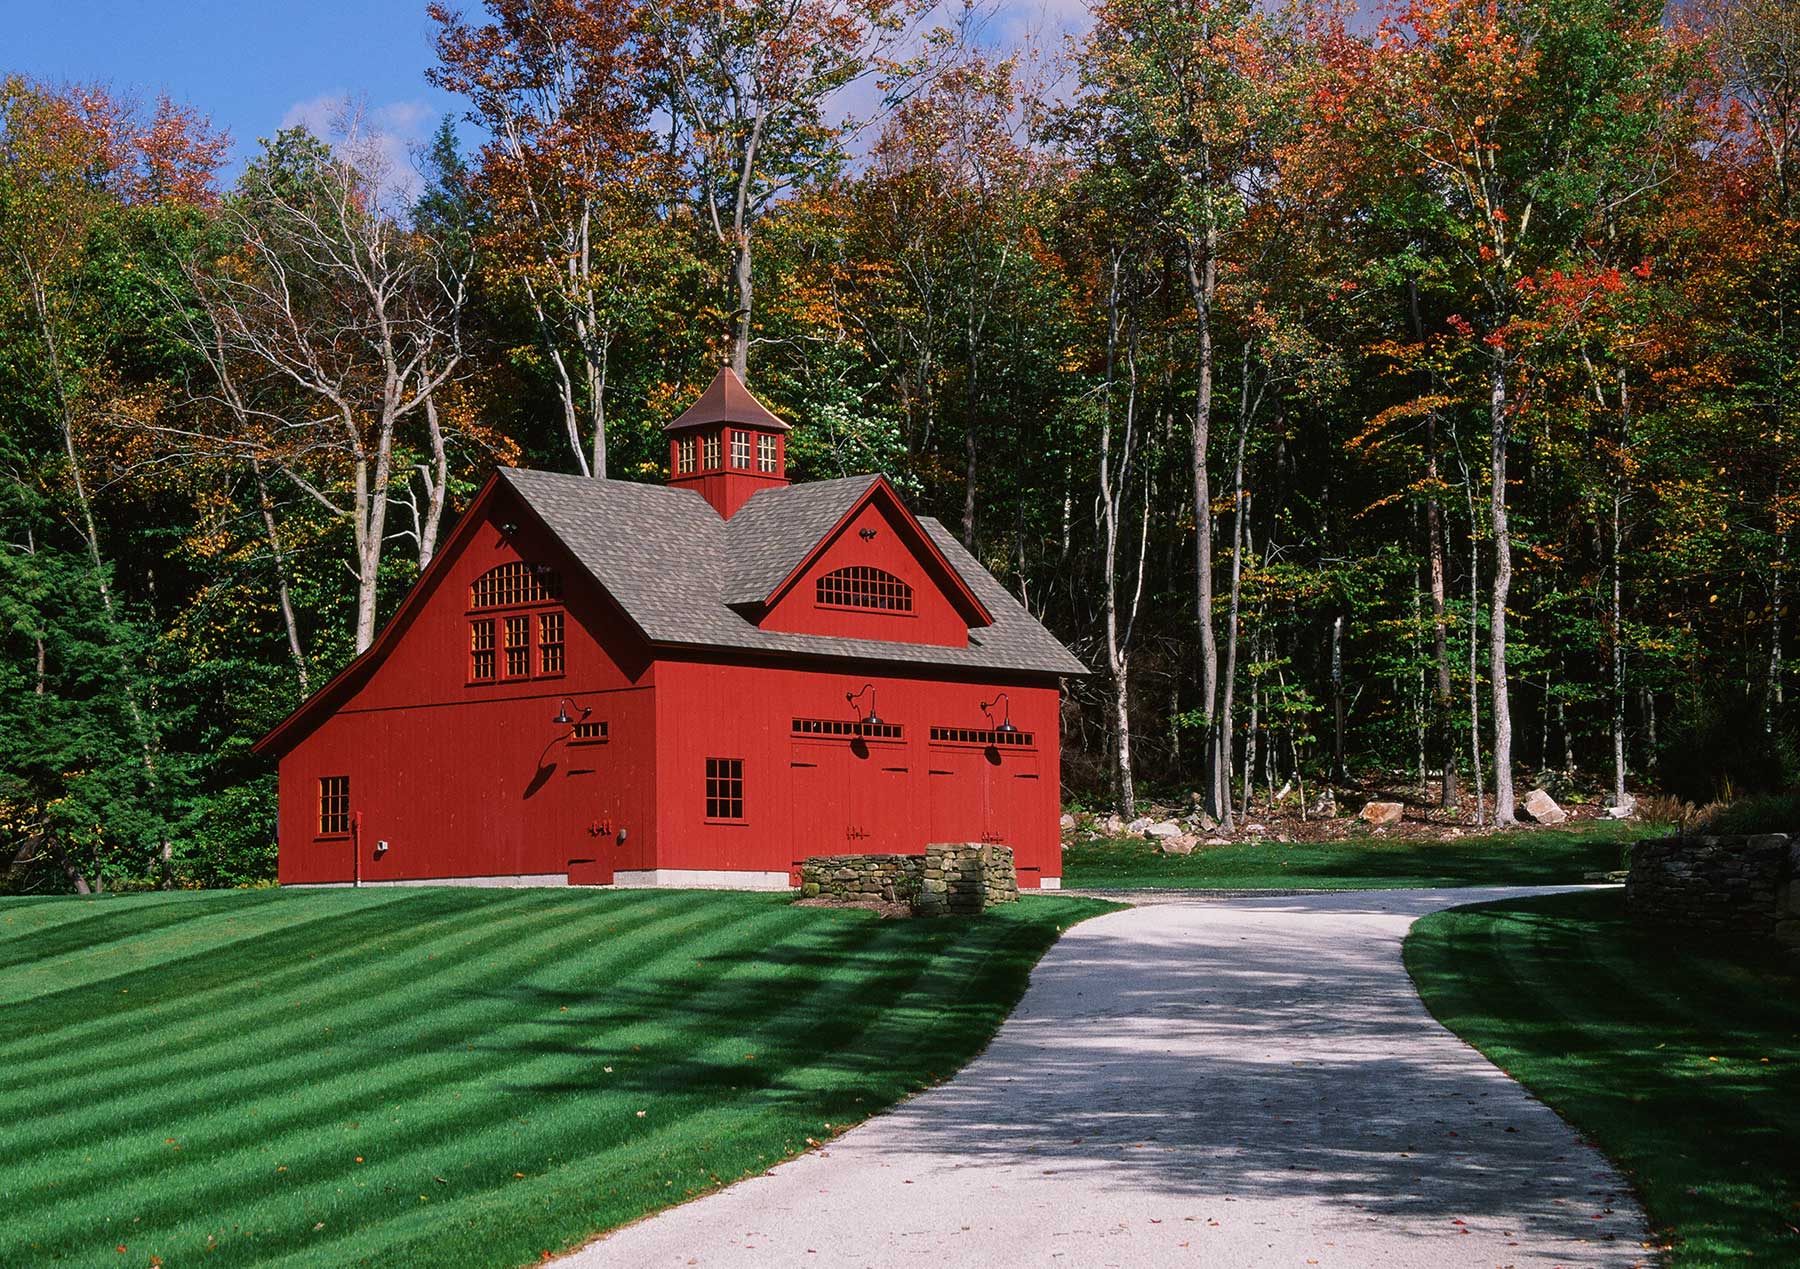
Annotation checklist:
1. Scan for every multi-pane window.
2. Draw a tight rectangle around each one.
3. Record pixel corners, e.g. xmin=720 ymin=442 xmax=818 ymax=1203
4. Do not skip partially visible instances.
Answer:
xmin=471 ymin=562 xmax=560 ymax=609
xmin=504 ymin=615 xmax=531 ymax=677
xmin=318 ymin=776 xmax=350 ymax=836
xmin=792 ymin=717 xmax=904 ymax=740
xmin=701 ymin=431 xmax=721 ymax=469
xmin=705 ymin=757 xmax=744 ymax=820
xmin=730 ymin=429 xmax=751 ymax=468
xmin=469 ymin=562 xmax=564 ymax=682
xmin=757 ymin=434 xmax=778 ymax=473
xmin=929 ymin=726 xmax=1035 ymax=748
xmin=571 ymin=720 xmax=608 ymax=743
xmin=816 ymin=566 xmax=913 ymax=612
xmin=538 ymin=611 xmax=565 ymax=675
xmin=676 ymin=436 xmax=697 ymax=474
xmin=470 ymin=618 xmax=497 ymax=681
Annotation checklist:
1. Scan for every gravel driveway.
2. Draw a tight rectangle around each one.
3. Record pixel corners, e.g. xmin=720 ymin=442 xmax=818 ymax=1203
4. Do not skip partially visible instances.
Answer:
xmin=566 ymin=887 xmax=1648 ymax=1268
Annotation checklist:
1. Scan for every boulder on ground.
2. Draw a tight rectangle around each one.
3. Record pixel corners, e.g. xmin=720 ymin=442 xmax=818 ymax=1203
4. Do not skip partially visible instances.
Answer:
xmin=1522 ymin=788 xmax=1568 ymax=825
xmin=1059 ymin=813 xmax=1076 ymax=830
xmin=1309 ymin=791 xmax=1337 ymax=818
xmin=1186 ymin=812 xmax=1218 ymax=833
xmin=1202 ymin=836 xmax=1231 ymax=847
xmin=1359 ymin=800 xmax=1404 ymax=827
xmin=1243 ymin=822 xmax=1267 ymax=834
xmin=1160 ymin=835 xmax=1198 ymax=855
xmin=1605 ymin=795 xmax=1636 ymax=820
xmin=1144 ymin=820 xmax=1183 ymax=840
xmin=1099 ymin=813 xmax=1125 ymax=835
xmin=1126 ymin=816 xmax=1153 ymax=834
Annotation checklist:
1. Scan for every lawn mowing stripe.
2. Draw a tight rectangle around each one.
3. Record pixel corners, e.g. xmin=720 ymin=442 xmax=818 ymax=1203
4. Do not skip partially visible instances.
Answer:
xmin=6 ymin=897 xmax=837 ymax=1265
xmin=0 ymin=890 xmax=1110 ymax=1268
xmin=0 ymin=887 xmax=618 ymax=1066
xmin=300 ymin=908 xmax=1092 ymax=1268
xmin=0 ymin=889 xmax=300 ymax=979
xmin=4 ymin=891 xmax=726 ymax=1168
xmin=3 ymin=896 xmax=745 ymax=1260
xmin=0 ymin=886 xmax=433 ymax=1024
xmin=0 ymin=895 xmax=811 ymax=1246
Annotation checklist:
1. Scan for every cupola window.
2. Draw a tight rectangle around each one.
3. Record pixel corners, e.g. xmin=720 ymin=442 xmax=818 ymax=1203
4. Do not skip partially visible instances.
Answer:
xmin=701 ymin=431 xmax=721 ymax=470
xmin=730 ymin=429 xmax=751 ymax=469
xmin=817 ymin=565 xmax=913 ymax=613
xmin=757 ymin=434 xmax=778 ymax=473
xmin=676 ymin=436 xmax=697 ymax=475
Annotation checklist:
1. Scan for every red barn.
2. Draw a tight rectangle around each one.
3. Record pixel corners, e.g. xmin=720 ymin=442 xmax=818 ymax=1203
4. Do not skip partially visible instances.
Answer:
xmin=255 ymin=370 xmax=1086 ymax=891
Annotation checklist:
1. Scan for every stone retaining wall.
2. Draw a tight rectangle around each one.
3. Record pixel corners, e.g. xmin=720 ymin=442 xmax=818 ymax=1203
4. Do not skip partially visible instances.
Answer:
xmin=799 ymin=843 xmax=1018 ymax=916
xmin=1626 ymin=834 xmax=1800 ymax=949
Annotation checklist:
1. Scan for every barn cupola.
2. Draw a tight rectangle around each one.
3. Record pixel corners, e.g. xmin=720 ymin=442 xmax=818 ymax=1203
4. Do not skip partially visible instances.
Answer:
xmin=665 ymin=367 xmax=790 ymax=518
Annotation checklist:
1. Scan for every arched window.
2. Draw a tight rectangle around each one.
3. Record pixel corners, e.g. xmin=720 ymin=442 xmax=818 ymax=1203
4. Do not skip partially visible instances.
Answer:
xmin=816 ymin=566 xmax=913 ymax=612
xmin=471 ymin=561 xmax=561 ymax=609
xmin=468 ymin=563 xmax=565 ymax=681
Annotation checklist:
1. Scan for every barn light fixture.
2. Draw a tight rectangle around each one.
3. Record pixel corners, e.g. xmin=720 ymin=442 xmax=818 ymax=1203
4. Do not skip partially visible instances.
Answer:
xmin=846 ymin=683 xmax=883 ymax=729
xmin=552 ymin=697 xmax=591 ymax=727
xmin=980 ymin=693 xmax=1018 ymax=733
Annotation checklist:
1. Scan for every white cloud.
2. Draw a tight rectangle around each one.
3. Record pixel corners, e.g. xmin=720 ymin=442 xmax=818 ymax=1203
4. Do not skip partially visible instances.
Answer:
xmin=278 ymin=91 xmax=438 ymax=205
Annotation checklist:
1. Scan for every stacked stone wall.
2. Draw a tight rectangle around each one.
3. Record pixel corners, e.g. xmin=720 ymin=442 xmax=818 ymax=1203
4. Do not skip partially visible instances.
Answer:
xmin=1626 ymin=835 xmax=1800 ymax=950
xmin=799 ymin=843 xmax=1019 ymax=916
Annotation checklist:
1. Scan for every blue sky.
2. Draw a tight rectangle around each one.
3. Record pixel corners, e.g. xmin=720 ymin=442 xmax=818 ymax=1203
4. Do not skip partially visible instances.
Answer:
xmin=6 ymin=0 xmax=1090 ymax=195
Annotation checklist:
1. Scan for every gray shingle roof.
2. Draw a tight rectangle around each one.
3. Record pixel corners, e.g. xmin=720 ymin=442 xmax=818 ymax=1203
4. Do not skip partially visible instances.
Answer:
xmin=498 ymin=467 xmax=1087 ymax=678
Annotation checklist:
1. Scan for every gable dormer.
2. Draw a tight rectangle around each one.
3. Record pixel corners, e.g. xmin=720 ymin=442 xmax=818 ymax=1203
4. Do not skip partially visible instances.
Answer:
xmin=666 ymin=367 xmax=789 ymax=518
xmin=734 ymin=476 xmax=994 ymax=649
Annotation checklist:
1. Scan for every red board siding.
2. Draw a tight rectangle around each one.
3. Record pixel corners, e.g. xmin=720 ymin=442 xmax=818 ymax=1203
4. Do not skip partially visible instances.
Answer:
xmin=276 ymin=497 xmax=659 ymax=885
xmin=652 ymin=660 xmax=1060 ymax=886
xmin=758 ymin=498 xmax=970 ymax=647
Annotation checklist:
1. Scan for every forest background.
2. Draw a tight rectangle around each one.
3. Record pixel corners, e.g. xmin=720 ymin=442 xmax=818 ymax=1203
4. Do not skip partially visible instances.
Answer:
xmin=3 ymin=0 xmax=1795 ymax=892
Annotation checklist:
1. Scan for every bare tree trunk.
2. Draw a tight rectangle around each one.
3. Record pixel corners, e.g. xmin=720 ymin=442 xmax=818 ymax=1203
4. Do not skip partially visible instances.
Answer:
xmin=1611 ymin=371 xmax=1630 ymax=808
xmin=1186 ymin=237 xmax=1220 ymax=817
xmin=1330 ymin=614 xmax=1346 ymax=784
xmin=1768 ymin=523 xmax=1787 ymax=731
xmin=418 ymin=391 xmax=450 ymax=571
xmin=732 ymin=230 xmax=753 ymax=379
xmin=252 ymin=458 xmax=309 ymax=695
xmin=1217 ymin=386 xmax=1252 ymax=834
xmin=1456 ymin=425 xmax=1486 ymax=825
xmin=1488 ymin=354 xmax=1517 ymax=826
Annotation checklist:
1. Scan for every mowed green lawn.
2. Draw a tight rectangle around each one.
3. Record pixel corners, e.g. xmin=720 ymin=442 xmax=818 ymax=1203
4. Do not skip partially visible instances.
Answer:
xmin=1407 ymin=890 xmax=1800 ymax=1265
xmin=1062 ymin=820 xmax=1635 ymax=889
xmin=0 ymin=886 xmax=1110 ymax=1267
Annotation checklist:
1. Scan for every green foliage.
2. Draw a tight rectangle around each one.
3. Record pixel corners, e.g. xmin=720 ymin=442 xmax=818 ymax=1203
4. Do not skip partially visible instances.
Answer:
xmin=1657 ymin=695 xmax=1798 ymax=803
xmin=1691 ymin=790 xmax=1800 ymax=837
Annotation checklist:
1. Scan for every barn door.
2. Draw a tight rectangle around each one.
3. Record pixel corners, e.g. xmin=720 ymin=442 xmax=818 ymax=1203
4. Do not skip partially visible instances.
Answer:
xmin=565 ymin=730 xmax=618 ymax=885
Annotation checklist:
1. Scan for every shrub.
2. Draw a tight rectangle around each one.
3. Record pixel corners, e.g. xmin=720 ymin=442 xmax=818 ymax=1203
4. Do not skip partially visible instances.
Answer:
xmin=1690 ymin=791 xmax=1800 ymax=836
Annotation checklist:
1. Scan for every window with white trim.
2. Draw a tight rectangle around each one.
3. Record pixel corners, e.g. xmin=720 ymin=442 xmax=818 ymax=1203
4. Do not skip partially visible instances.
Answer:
xmin=702 ymin=431 xmax=721 ymax=469
xmin=730 ymin=429 xmax=751 ymax=468
xmin=676 ymin=436 xmax=697 ymax=474
xmin=757 ymin=434 xmax=778 ymax=472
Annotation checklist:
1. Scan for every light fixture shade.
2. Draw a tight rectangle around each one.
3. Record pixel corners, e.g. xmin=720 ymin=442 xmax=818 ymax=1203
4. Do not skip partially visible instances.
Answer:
xmin=553 ymin=704 xmax=573 ymax=725
xmin=997 ymin=719 xmax=1018 ymax=733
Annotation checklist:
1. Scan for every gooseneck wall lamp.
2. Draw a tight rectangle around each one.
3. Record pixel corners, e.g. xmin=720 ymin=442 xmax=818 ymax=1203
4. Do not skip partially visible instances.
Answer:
xmin=846 ymin=683 xmax=883 ymax=729
xmin=552 ymin=697 xmax=592 ymax=727
xmin=980 ymin=693 xmax=1018 ymax=733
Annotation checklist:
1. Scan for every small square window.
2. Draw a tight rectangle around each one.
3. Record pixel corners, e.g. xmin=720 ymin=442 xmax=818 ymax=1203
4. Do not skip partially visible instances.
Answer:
xmin=319 ymin=775 xmax=350 ymax=836
xmin=701 ymin=431 xmax=720 ymax=469
xmin=705 ymin=757 xmax=744 ymax=820
xmin=676 ymin=436 xmax=696 ymax=475
xmin=757 ymin=433 xmax=777 ymax=473
xmin=538 ymin=611 xmax=565 ymax=675
xmin=470 ymin=618 xmax=496 ymax=681
xmin=730 ymin=430 xmax=751 ymax=469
